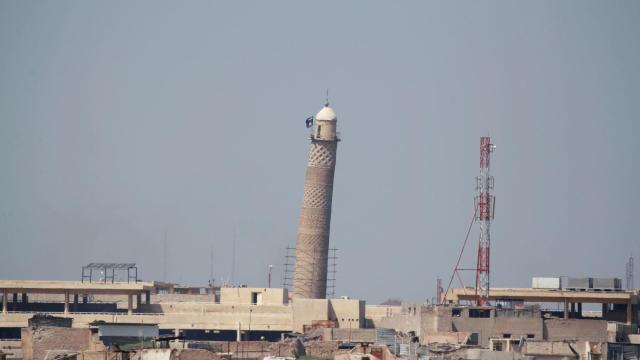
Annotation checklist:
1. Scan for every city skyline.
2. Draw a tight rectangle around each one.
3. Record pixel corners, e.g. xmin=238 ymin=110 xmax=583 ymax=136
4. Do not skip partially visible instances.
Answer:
xmin=0 ymin=1 xmax=639 ymax=303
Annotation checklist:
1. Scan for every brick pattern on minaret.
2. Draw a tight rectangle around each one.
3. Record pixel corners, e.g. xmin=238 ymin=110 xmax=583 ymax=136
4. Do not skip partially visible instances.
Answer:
xmin=292 ymin=104 xmax=339 ymax=299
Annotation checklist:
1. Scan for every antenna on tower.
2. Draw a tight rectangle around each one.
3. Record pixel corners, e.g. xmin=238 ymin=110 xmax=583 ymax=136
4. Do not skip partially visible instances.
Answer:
xmin=442 ymin=138 xmax=496 ymax=306
xmin=475 ymin=137 xmax=495 ymax=306
xmin=325 ymin=88 xmax=330 ymax=106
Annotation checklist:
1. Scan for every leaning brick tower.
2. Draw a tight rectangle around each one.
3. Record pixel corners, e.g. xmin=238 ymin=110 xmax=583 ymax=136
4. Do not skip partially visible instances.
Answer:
xmin=292 ymin=102 xmax=340 ymax=299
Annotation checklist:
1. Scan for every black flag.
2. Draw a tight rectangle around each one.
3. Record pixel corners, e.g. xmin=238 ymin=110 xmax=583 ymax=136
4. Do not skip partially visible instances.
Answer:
xmin=305 ymin=116 xmax=314 ymax=128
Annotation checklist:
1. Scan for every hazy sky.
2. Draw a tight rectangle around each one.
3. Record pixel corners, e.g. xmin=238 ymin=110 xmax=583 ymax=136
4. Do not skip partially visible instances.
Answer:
xmin=1 ymin=1 xmax=639 ymax=303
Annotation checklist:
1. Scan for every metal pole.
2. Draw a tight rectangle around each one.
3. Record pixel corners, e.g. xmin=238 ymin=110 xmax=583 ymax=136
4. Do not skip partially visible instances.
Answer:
xmin=2 ymin=289 xmax=7 ymax=314
xmin=64 ymin=290 xmax=69 ymax=315
xmin=164 ymin=232 xmax=167 ymax=282
xmin=248 ymin=308 xmax=252 ymax=341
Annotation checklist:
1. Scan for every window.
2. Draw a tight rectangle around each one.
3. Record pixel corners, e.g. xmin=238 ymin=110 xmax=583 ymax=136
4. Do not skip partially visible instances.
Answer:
xmin=469 ymin=309 xmax=491 ymax=318
xmin=452 ymin=308 xmax=462 ymax=317
xmin=527 ymin=334 xmax=535 ymax=339
xmin=316 ymin=125 xmax=321 ymax=138
xmin=251 ymin=292 xmax=259 ymax=305
xmin=503 ymin=334 xmax=511 ymax=339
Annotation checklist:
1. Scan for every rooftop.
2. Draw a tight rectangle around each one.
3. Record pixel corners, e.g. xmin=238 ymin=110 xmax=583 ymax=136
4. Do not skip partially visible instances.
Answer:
xmin=445 ymin=287 xmax=638 ymax=304
xmin=0 ymin=280 xmax=154 ymax=294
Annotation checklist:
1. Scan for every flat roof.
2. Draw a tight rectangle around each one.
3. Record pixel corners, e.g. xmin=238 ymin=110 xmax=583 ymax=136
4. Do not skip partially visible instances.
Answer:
xmin=445 ymin=287 xmax=638 ymax=304
xmin=92 ymin=323 xmax=159 ymax=327
xmin=0 ymin=280 xmax=154 ymax=294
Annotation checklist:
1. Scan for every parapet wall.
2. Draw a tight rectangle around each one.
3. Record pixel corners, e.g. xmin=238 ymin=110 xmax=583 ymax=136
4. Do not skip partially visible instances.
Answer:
xmin=452 ymin=316 xmax=543 ymax=347
xmin=376 ymin=305 xmax=452 ymax=337
xmin=365 ymin=305 xmax=402 ymax=328
xmin=543 ymin=319 xmax=608 ymax=342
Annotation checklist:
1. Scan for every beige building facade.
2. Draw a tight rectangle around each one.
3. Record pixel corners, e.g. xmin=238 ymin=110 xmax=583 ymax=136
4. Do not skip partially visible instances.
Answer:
xmin=0 ymin=281 xmax=364 ymax=334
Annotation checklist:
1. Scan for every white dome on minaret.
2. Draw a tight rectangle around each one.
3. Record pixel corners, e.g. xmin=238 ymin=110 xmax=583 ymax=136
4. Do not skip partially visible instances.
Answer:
xmin=315 ymin=104 xmax=337 ymax=121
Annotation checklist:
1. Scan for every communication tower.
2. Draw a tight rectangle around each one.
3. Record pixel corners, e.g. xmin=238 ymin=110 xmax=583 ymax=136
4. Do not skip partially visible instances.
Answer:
xmin=475 ymin=137 xmax=495 ymax=306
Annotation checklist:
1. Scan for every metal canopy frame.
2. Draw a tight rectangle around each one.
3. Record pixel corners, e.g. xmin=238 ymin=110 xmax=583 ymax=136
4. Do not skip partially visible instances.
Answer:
xmin=81 ymin=263 xmax=138 ymax=283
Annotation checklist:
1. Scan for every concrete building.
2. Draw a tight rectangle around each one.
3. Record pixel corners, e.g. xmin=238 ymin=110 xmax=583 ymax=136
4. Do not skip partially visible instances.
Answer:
xmin=219 ymin=287 xmax=287 ymax=306
xmin=292 ymin=101 xmax=340 ymax=299
xmin=374 ymin=287 xmax=640 ymax=360
xmin=0 ymin=280 xmax=365 ymax=344
xmin=3 ymin=280 xmax=639 ymax=359
xmin=444 ymin=287 xmax=638 ymax=324
xmin=377 ymin=304 xmax=622 ymax=359
xmin=0 ymin=280 xmax=153 ymax=316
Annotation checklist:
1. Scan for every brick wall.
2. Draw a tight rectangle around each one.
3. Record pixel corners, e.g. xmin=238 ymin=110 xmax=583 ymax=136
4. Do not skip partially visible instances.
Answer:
xmin=21 ymin=327 xmax=103 ymax=360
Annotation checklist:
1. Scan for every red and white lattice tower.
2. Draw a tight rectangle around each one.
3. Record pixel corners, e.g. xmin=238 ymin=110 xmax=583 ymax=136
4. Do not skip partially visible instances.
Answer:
xmin=475 ymin=137 xmax=495 ymax=306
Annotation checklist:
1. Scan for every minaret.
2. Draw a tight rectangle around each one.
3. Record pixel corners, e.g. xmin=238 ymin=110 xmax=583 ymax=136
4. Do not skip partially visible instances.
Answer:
xmin=292 ymin=101 xmax=340 ymax=299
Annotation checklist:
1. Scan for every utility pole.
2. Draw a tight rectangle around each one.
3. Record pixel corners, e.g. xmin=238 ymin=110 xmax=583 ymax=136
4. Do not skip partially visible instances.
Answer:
xmin=163 ymin=232 xmax=167 ymax=282
xmin=232 ymin=229 xmax=236 ymax=286
xmin=247 ymin=308 xmax=253 ymax=341
xmin=210 ymin=248 xmax=214 ymax=284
